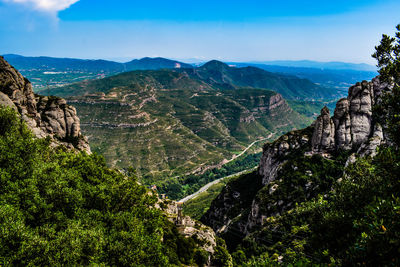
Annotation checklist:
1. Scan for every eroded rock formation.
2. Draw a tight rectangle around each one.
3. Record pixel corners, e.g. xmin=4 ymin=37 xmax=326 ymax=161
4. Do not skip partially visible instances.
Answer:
xmin=0 ymin=56 xmax=90 ymax=153
xmin=311 ymin=77 xmax=390 ymax=154
xmin=157 ymin=198 xmax=217 ymax=264
xmin=311 ymin=106 xmax=335 ymax=152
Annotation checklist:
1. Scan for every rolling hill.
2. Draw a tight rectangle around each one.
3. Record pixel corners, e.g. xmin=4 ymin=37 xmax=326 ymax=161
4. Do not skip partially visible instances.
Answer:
xmin=180 ymin=60 xmax=340 ymax=100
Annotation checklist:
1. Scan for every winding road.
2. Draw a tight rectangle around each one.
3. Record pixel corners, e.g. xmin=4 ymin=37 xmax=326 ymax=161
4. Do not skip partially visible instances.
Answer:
xmin=179 ymin=134 xmax=274 ymax=203
xmin=224 ymin=134 xmax=272 ymax=165
xmin=179 ymin=167 xmax=257 ymax=203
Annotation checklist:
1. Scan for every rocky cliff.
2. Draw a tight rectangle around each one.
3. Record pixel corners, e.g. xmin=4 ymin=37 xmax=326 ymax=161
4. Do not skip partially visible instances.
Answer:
xmin=0 ymin=56 xmax=90 ymax=153
xmin=311 ymin=78 xmax=390 ymax=155
xmin=258 ymin=77 xmax=390 ymax=186
xmin=203 ymin=76 xmax=392 ymax=238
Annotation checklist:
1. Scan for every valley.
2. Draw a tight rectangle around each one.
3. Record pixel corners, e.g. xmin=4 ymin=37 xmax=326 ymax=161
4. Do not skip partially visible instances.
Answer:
xmin=2 ymin=54 xmax=373 ymax=202
xmin=41 ymin=62 xmax=323 ymax=186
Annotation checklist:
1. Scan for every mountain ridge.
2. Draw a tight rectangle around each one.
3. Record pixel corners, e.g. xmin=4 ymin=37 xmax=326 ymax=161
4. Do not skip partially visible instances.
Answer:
xmin=248 ymin=59 xmax=376 ymax=71
xmin=178 ymin=60 xmax=339 ymax=100
xmin=2 ymin=54 xmax=193 ymax=72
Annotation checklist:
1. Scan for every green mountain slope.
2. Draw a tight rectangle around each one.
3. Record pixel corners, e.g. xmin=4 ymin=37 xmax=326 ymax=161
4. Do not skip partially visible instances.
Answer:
xmin=181 ymin=60 xmax=339 ymax=100
xmin=44 ymin=69 xmax=311 ymax=183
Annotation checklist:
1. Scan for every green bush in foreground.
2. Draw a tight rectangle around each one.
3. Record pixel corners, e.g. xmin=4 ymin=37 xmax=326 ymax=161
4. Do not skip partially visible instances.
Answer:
xmin=0 ymin=106 xmax=206 ymax=266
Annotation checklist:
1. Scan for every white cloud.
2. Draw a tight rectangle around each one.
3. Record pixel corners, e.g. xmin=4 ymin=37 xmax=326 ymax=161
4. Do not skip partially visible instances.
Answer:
xmin=3 ymin=0 xmax=79 ymax=13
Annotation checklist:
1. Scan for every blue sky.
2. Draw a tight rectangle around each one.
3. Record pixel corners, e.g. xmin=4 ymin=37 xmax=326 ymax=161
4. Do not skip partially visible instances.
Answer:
xmin=0 ymin=0 xmax=399 ymax=64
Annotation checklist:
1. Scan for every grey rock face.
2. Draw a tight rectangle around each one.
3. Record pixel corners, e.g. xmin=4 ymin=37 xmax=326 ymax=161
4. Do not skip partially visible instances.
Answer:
xmin=348 ymin=81 xmax=374 ymax=146
xmin=357 ymin=123 xmax=384 ymax=158
xmin=259 ymin=130 xmax=310 ymax=185
xmin=268 ymin=93 xmax=287 ymax=111
xmin=0 ymin=56 xmax=90 ymax=153
xmin=311 ymin=106 xmax=335 ymax=152
xmin=0 ymin=92 xmax=17 ymax=111
xmin=333 ymin=98 xmax=351 ymax=149
xmin=311 ymin=77 xmax=388 ymax=154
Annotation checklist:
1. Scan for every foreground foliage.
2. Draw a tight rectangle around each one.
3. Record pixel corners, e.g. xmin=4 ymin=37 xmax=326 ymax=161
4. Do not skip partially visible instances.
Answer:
xmin=0 ymin=106 xmax=208 ymax=266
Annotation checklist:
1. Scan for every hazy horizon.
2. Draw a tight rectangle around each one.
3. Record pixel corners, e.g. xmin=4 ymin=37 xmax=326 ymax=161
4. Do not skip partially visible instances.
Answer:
xmin=2 ymin=53 xmax=378 ymax=70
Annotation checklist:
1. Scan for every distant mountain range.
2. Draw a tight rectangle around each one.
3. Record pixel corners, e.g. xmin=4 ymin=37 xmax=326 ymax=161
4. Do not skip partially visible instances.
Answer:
xmin=228 ymin=62 xmax=377 ymax=90
xmin=3 ymin=54 xmax=376 ymax=96
xmin=3 ymin=54 xmax=376 ymax=72
xmin=2 ymin=54 xmax=193 ymax=72
xmin=245 ymin=60 xmax=377 ymax=71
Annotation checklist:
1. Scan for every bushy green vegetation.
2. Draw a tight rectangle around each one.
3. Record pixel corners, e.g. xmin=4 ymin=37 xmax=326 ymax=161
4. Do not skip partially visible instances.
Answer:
xmin=0 ymin=106 xmax=208 ymax=266
xmin=233 ymin=146 xmax=400 ymax=266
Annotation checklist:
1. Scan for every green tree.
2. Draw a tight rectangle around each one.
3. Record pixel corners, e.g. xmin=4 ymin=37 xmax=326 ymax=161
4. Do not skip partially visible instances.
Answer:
xmin=372 ymin=24 xmax=400 ymax=145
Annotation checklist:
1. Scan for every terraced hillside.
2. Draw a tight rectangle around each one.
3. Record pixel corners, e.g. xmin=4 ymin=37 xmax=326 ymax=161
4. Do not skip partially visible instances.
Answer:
xmin=44 ymin=67 xmax=313 ymax=183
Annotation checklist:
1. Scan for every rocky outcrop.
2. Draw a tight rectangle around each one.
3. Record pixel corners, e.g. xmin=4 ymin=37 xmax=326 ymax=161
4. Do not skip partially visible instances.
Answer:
xmin=251 ymin=77 xmax=391 ymax=232
xmin=258 ymin=77 xmax=391 ymax=186
xmin=0 ymin=92 xmax=17 ymax=111
xmin=311 ymin=77 xmax=390 ymax=154
xmin=333 ymin=98 xmax=351 ymax=149
xmin=311 ymin=106 xmax=335 ymax=152
xmin=268 ymin=93 xmax=287 ymax=111
xmin=0 ymin=56 xmax=90 ymax=153
xmin=259 ymin=128 xmax=311 ymax=185
xmin=157 ymin=198 xmax=217 ymax=258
